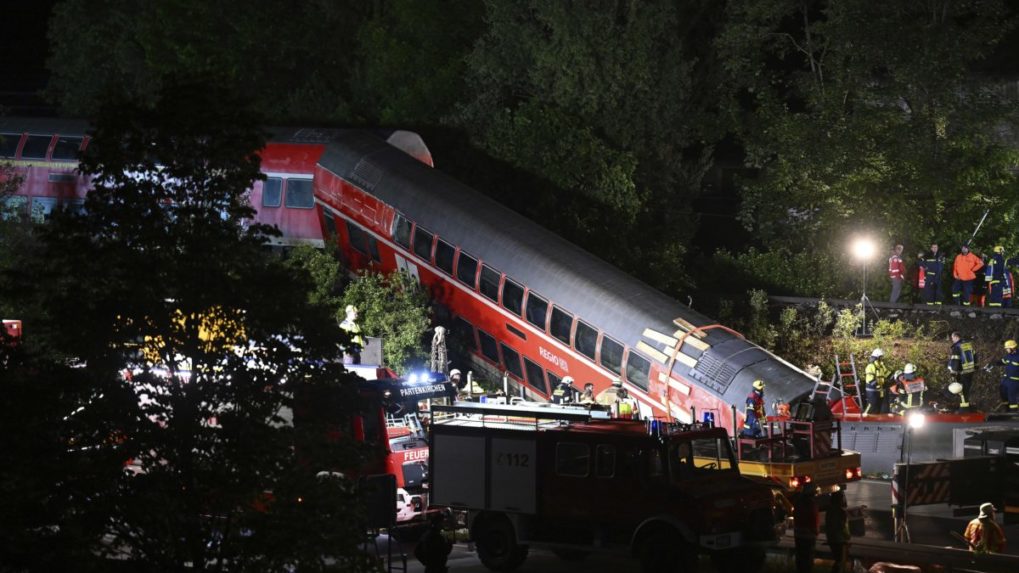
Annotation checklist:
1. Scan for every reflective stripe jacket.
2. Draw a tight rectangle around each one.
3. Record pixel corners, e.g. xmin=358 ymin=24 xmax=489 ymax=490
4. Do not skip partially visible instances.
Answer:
xmin=922 ymin=253 xmax=945 ymax=277
xmin=986 ymin=253 xmax=1006 ymax=282
xmin=865 ymin=359 xmax=890 ymax=391
xmin=888 ymin=254 xmax=905 ymax=279
xmin=1000 ymin=350 xmax=1019 ymax=380
xmin=950 ymin=340 xmax=977 ymax=374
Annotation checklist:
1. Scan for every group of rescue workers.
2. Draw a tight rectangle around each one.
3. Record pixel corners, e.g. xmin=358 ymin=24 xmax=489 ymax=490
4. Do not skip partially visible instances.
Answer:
xmin=550 ymin=376 xmax=641 ymax=418
xmin=889 ymin=242 xmax=1017 ymax=307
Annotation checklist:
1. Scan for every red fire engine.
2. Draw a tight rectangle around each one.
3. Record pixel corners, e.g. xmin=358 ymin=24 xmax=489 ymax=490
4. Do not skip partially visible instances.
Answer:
xmin=428 ymin=402 xmax=782 ymax=573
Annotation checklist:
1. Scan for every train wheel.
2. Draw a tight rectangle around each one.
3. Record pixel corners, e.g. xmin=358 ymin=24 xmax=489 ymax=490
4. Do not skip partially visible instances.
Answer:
xmin=474 ymin=514 xmax=528 ymax=571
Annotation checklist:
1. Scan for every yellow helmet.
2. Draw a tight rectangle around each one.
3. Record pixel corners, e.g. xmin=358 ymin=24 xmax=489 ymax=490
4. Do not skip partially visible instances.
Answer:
xmin=752 ymin=379 xmax=765 ymax=391
xmin=1006 ymin=340 xmax=1018 ymax=350
xmin=994 ymin=246 xmax=1005 ymax=254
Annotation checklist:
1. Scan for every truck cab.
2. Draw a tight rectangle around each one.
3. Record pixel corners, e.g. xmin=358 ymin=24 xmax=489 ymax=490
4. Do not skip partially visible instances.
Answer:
xmin=429 ymin=402 xmax=781 ymax=573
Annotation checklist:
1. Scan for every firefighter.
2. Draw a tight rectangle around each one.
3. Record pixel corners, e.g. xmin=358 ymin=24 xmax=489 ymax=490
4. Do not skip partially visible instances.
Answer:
xmin=984 ymin=246 xmax=1008 ymax=307
xmin=863 ymin=348 xmax=890 ymax=415
xmin=920 ymin=243 xmax=945 ymax=305
xmin=741 ymin=379 xmax=766 ymax=438
xmin=963 ymin=503 xmax=1006 ymax=554
xmin=888 ymin=244 xmax=905 ymax=303
xmin=339 ymin=304 xmax=364 ymax=364
xmin=825 ymin=489 xmax=851 ymax=573
xmin=952 ymin=245 xmax=984 ymax=306
xmin=595 ymin=377 xmax=623 ymax=406
xmin=890 ymin=363 xmax=924 ymax=413
xmin=551 ymin=376 xmax=577 ymax=404
xmin=991 ymin=340 xmax=1019 ymax=412
xmin=948 ymin=331 xmax=977 ymax=412
xmin=615 ymin=387 xmax=639 ymax=419
xmin=793 ymin=483 xmax=820 ymax=573
xmin=415 ymin=512 xmax=453 ymax=573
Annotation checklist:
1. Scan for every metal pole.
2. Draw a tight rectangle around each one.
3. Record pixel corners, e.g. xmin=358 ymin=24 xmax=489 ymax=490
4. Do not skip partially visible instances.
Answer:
xmin=902 ymin=427 xmax=912 ymax=543
xmin=966 ymin=209 xmax=991 ymax=247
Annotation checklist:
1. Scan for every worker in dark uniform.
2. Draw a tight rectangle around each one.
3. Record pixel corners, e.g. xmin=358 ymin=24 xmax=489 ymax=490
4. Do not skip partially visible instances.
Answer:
xmin=920 ymin=243 xmax=945 ymax=304
xmin=741 ymin=379 xmax=766 ymax=438
xmin=890 ymin=363 xmax=925 ymax=413
xmin=984 ymin=246 xmax=1008 ymax=307
xmin=825 ymin=489 xmax=851 ymax=573
xmin=415 ymin=512 xmax=452 ymax=573
xmin=863 ymin=348 xmax=890 ymax=415
xmin=793 ymin=483 xmax=820 ymax=573
xmin=551 ymin=376 xmax=577 ymax=404
xmin=948 ymin=331 xmax=977 ymax=412
xmin=990 ymin=340 xmax=1019 ymax=412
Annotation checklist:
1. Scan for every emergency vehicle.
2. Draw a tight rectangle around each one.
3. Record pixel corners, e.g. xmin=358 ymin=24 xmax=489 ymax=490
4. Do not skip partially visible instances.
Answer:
xmin=2 ymin=319 xmax=21 ymax=342
xmin=428 ymin=402 xmax=782 ymax=573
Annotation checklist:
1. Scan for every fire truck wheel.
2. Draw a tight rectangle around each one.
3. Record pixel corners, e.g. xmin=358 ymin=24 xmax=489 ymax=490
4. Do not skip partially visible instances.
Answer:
xmin=710 ymin=547 xmax=765 ymax=573
xmin=638 ymin=530 xmax=696 ymax=573
xmin=474 ymin=514 xmax=529 ymax=571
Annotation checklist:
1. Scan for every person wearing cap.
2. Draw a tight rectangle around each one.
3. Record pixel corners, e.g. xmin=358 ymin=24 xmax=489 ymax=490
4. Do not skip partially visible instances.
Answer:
xmin=952 ymin=245 xmax=984 ymax=306
xmin=963 ymin=502 xmax=1006 ymax=554
xmin=991 ymin=340 xmax=1019 ymax=412
xmin=741 ymin=379 xmax=766 ymax=438
xmin=595 ymin=377 xmax=623 ymax=406
xmin=551 ymin=376 xmax=577 ymax=404
xmin=984 ymin=245 xmax=1008 ymax=307
xmin=863 ymin=348 xmax=890 ymax=415
xmin=948 ymin=331 xmax=977 ymax=412
xmin=920 ymin=243 xmax=945 ymax=305
xmin=793 ymin=482 xmax=820 ymax=573
xmin=339 ymin=304 xmax=364 ymax=364
xmin=888 ymin=244 xmax=906 ymax=303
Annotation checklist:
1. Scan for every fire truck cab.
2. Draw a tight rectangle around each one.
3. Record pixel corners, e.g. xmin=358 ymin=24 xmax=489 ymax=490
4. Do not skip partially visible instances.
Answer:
xmin=429 ymin=402 xmax=781 ymax=573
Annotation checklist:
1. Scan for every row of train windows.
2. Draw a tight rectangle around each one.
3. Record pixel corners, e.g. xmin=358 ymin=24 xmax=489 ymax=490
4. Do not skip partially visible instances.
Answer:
xmin=452 ymin=316 xmax=555 ymax=395
xmin=394 ymin=213 xmax=652 ymax=390
xmin=0 ymin=134 xmax=85 ymax=161
xmin=260 ymin=177 xmax=314 ymax=209
xmin=1 ymin=195 xmax=83 ymax=222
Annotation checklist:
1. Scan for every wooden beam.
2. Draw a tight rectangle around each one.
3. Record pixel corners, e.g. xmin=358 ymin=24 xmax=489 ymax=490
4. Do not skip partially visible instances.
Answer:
xmin=636 ymin=341 xmax=669 ymax=364
xmin=642 ymin=328 xmax=678 ymax=347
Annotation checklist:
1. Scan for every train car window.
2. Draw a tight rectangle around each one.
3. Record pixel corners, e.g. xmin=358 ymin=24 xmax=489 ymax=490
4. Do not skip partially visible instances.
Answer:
xmin=367 ymin=237 xmax=381 ymax=261
xmin=506 ymin=323 xmax=526 ymax=340
xmin=66 ymin=199 xmax=85 ymax=215
xmin=524 ymin=358 xmax=548 ymax=394
xmin=525 ymin=292 xmax=548 ymax=329
xmin=574 ymin=321 xmax=598 ymax=361
xmin=500 ymin=344 xmax=524 ymax=379
xmin=21 ymin=135 xmax=51 ymax=160
xmin=1 ymin=196 xmax=28 ymax=221
xmin=262 ymin=178 xmax=283 ymax=208
xmin=30 ymin=197 xmax=58 ymax=223
xmin=555 ymin=442 xmax=590 ymax=478
xmin=478 ymin=329 xmax=499 ymax=363
xmin=501 ymin=278 xmax=524 ymax=316
xmin=547 ymin=371 xmax=562 ymax=388
xmin=284 ymin=179 xmax=314 ymax=209
xmin=0 ymin=133 xmax=21 ymax=158
xmin=452 ymin=316 xmax=477 ymax=351
xmin=412 ymin=226 xmax=434 ymax=261
xmin=599 ymin=336 xmax=624 ymax=375
xmin=346 ymin=221 xmax=372 ymax=255
xmin=393 ymin=213 xmax=412 ymax=248
xmin=550 ymin=306 xmax=573 ymax=345
xmin=434 ymin=239 xmax=455 ymax=275
xmin=625 ymin=351 xmax=652 ymax=391
xmin=456 ymin=251 xmax=478 ymax=288
xmin=52 ymin=137 xmax=83 ymax=161
xmin=480 ymin=265 xmax=500 ymax=302
xmin=322 ymin=213 xmax=337 ymax=239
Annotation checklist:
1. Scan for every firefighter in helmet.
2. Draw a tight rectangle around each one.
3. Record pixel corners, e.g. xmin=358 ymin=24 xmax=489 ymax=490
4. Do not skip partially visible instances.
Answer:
xmin=615 ymin=387 xmax=639 ymax=419
xmin=741 ymin=379 xmax=766 ymax=438
xmin=985 ymin=246 xmax=1008 ymax=308
xmin=863 ymin=348 xmax=890 ymax=415
xmin=990 ymin=340 xmax=1019 ymax=412
xmin=948 ymin=331 xmax=977 ymax=412
xmin=595 ymin=377 xmax=623 ymax=406
xmin=552 ymin=376 xmax=577 ymax=404
xmin=339 ymin=304 xmax=364 ymax=364
xmin=890 ymin=363 xmax=925 ymax=413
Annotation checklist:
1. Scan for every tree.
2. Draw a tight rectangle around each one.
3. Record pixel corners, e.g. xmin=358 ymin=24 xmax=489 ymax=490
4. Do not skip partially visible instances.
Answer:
xmin=341 ymin=270 xmax=430 ymax=373
xmin=1 ymin=80 xmax=370 ymax=571
xmin=718 ymin=0 xmax=1019 ymax=269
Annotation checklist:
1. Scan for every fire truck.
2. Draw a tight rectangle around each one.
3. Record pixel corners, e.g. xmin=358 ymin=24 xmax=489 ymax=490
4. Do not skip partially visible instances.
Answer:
xmin=2 ymin=319 xmax=21 ymax=342
xmin=428 ymin=402 xmax=782 ymax=573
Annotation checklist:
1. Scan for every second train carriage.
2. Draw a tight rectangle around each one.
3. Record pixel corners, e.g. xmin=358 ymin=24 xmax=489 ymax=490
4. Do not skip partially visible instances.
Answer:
xmin=311 ymin=131 xmax=818 ymax=433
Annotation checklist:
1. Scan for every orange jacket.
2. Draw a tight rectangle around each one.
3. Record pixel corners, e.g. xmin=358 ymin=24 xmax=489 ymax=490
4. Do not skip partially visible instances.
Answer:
xmin=953 ymin=252 xmax=984 ymax=281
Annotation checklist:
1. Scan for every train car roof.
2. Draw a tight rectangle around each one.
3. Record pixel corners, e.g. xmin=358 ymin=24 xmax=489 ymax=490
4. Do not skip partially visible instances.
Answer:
xmin=318 ymin=132 xmax=817 ymax=406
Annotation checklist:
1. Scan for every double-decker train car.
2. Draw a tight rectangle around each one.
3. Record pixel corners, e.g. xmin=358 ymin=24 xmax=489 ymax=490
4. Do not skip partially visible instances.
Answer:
xmin=0 ymin=118 xmax=432 ymax=249
xmin=311 ymin=131 xmax=818 ymax=433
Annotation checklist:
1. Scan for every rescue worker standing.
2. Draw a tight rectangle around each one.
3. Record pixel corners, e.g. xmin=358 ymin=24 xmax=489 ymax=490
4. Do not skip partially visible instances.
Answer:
xmin=920 ymin=243 xmax=945 ymax=304
xmin=793 ymin=483 xmax=820 ymax=573
xmin=825 ymin=489 xmax=851 ymax=573
xmin=579 ymin=382 xmax=596 ymax=405
xmin=615 ymin=387 xmax=639 ymax=419
xmin=963 ymin=502 xmax=1006 ymax=554
xmin=993 ymin=340 xmax=1019 ymax=412
xmin=888 ymin=244 xmax=906 ymax=303
xmin=415 ymin=512 xmax=453 ymax=573
xmin=863 ymin=348 xmax=890 ymax=415
xmin=595 ymin=378 xmax=623 ymax=406
xmin=984 ymin=246 xmax=1008 ymax=307
xmin=948 ymin=331 xmax=977 ymax=412
xmin=339 ymin=304 xmax=364 ymax=364
xmin=952 ymin=245 xmax=984 ymax=306
xmin=741 ymin=379 xmax=766 ymax=438
xmin=551 ymin=376 xmax=577 ymax=404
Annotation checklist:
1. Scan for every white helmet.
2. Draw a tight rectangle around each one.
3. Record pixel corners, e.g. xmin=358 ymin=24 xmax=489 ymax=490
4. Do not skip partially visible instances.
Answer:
xmin=871 ymin=348 xmax=885 ymax=358
xmin=449 ymin=369 xmax=461 ymax=377
xmin=948 ymin=382 xmax=963 ymax=395
xmin=903 ymin=363 xmax=916 ymax=374
xmin=562 ymin=376 xmax=575 ymax=386
xmin=611 ymin=378 xmax=623 ymax=387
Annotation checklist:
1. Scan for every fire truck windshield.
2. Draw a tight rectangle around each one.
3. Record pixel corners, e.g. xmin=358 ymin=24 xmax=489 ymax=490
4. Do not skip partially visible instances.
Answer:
xmin=668 ymin=437 xmax=737 ymax=483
